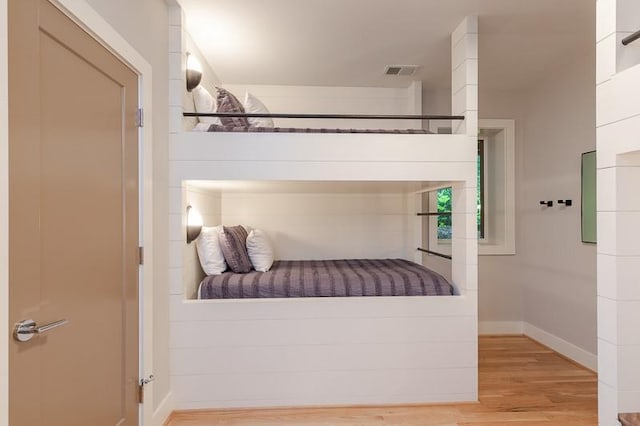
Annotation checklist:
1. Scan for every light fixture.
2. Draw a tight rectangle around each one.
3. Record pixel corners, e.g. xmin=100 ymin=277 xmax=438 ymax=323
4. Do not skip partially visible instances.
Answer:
xmin=186 ymin=205 xmax=203 ymax=244
xmin=186 ymin=53 xmax=203 ymax=92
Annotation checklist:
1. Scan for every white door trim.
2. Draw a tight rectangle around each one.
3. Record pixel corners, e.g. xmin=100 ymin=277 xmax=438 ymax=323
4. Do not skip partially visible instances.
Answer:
xmin=0 ymin=1 xmax=154 ymax=425
xmin=0 ymin=2 xmax=9 ymax=425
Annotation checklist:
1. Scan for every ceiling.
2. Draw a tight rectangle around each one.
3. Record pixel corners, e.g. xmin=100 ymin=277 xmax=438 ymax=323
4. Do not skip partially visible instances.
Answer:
xmin=179 ymin=0 xmax=595 ymax=91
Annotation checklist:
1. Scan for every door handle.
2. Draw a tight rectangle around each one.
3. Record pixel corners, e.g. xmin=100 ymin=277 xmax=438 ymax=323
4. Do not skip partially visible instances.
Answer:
xmin=14 ymin=319 xmax=69 ymax=342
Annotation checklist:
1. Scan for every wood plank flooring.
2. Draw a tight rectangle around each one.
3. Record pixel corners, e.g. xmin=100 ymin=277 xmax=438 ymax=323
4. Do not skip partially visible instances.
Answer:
xmin=166 ymin=336 xmax=598 ymax=425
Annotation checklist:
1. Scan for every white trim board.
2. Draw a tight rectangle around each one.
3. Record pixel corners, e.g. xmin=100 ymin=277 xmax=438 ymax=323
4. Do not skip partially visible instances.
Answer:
xmin=0 ymin=1 xmax=9 ymax=425
xmin=523 ymin=323 xmax=597 ymax=372
xmin=152 ymin=391 xmax=174 ymax=426
xmin=479 ymin=321 xmax=597 ymax=372
xmin=0 ymin=1 xmax=157 ymax=425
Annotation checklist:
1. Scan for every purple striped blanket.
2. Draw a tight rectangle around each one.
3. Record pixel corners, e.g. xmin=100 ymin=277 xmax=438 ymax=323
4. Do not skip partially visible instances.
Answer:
xmin=199 ymin=259 xmax=452 ymax=299
xmin=206 ymin=124 xmax=431 ymax=134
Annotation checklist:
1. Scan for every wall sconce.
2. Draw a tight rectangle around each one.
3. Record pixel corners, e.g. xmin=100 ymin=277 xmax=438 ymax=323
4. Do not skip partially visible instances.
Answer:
xmin=186 ymin=205 xmax=203 ymax=244
xmin=186 ymin=53 xmax=203 ymax=92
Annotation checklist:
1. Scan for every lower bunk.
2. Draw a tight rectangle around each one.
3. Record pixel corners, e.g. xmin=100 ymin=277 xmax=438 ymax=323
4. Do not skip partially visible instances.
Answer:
xmin=171 ymin=180 xmax=478 ymax=410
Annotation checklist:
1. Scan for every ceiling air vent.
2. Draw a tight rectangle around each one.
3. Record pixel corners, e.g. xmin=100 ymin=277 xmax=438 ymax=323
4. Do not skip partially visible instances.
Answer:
xmin=384 ymin=65 xmax=419 ymax=76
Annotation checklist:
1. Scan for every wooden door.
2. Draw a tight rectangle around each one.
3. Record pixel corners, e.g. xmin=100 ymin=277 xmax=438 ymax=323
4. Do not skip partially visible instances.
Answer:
xmin=8 ymin=0 xmax=140 ymax=425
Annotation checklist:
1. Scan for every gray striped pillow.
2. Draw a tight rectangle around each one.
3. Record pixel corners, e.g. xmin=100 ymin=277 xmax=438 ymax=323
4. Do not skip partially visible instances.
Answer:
xmin=216 ymin=87 xmax=250 ymax=128
xmin=218 ymin=225 xmax=252 ymax=273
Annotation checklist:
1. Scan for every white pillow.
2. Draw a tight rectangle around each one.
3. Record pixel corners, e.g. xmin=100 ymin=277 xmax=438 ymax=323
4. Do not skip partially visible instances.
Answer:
xmin=246 ymin=229 xmax=274 ymax=272
xmin=192 ymin=86 xmax=221 ymax=126
xmin=244 ymin=92 xmax=274 ymax=128
xmin=195 ymin=225 xmax=227 ymax=275
xmin=192 ymin=122 xmax=211 ymax=132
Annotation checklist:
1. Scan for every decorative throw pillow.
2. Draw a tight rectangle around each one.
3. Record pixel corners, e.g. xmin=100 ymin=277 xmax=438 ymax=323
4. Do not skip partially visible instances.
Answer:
xmin=216 ymin=87 xmax=250 ymax=128
xmin=244 ymin=92 xmax=275 ymax=128
xmin=195 ymin=226 xmax=227 ymax=275
xmin=246 ymin=229 xmax=274 ymax=272
xmin=192 ymin=85 xmax=221 ymax=126
xmin=218 ymin=225 xmax=252 ymax=273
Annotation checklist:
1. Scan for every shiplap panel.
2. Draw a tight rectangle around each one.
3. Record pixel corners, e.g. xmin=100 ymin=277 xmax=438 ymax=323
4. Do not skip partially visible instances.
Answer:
xmin=170 ymin=132 xmax=476 ymax=163
xmin=171 ymin=368 xmax=477 ymax=406
xmin=170 ymin=341 xmax=476 ymax=375
xmin=169 ymin=161 xmax=476 ymax=188
xmin=170 ymin=315 xmax=476 ymax=348
xmin=170 ymin=294 xmax=476 ymax=322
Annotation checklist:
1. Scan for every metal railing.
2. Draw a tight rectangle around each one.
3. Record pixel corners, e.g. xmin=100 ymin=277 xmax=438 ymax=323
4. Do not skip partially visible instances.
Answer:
xmin=622 ymin=30 xmax=640 ymax=46
xmin=183 ymin=112 xmax=465 ymax=120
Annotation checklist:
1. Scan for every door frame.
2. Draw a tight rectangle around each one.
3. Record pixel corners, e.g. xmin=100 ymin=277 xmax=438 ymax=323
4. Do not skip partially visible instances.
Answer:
xmin=0 ymin=1 xmax=155 ymax=425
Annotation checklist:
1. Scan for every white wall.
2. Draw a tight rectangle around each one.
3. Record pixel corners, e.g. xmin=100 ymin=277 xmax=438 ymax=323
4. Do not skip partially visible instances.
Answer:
xmin=220 ymin=192 xmax=415 ymax=261
xmin=519 ymin=52 xmax=597 ymax=355
xmin=84 ymin=0 xmax=171 ymax=414
xmin=219 ymin=84 xmax=421 ymax=130
xmin=180 ymin=185 xmax=221 ymax=298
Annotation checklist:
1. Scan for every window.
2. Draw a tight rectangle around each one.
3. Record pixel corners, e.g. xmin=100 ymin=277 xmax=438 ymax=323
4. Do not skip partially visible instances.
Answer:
xmin=436 ymin=139 xmax=485 ymax=240
xmin=427 ymin=119 xmax=516 ymax=255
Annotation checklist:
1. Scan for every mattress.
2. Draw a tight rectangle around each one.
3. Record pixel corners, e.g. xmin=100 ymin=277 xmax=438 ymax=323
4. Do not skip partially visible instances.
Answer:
xmin=206 ymin=124 xmax=431 ymax=134
xmin=198 ymin=258 xmax=453 ymax=299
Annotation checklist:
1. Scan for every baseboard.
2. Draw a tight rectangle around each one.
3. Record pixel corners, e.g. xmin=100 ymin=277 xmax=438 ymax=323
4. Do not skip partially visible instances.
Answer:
xmin=478 ymin=320 xmax=523 ymax=335
xmin=523 ymin=322 xmax=597 ymax=372
xmin=152 ymin=391 xmax=174 ymax=426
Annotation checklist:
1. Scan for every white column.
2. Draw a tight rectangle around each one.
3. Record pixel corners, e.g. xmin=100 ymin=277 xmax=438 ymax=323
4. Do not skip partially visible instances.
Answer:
xmin=451 ymin=16 xmax=478 ymax=137
xmin=450 ymin=16 xmax=478 ymax=298
xmin=168 ymin=5 xmax=185 ymax=135
xmin=597 ymin=1 xmax=640 ymax=425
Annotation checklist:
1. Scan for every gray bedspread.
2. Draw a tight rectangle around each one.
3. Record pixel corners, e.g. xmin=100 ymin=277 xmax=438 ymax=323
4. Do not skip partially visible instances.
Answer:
xmin=206 ymin=124 xmax=431 ymax=134
xmin=199 ymin=259 xmax=453 ymax=299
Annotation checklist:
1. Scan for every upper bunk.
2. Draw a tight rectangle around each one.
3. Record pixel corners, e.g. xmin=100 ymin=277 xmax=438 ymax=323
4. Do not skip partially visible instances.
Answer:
xmin=168 ymin=10 xmax=479 ymax=175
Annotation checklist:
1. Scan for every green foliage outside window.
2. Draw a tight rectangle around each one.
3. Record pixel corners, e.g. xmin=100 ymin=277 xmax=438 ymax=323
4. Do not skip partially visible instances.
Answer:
xmin=437 ymin=142 xmax=484 ymax=240
xmin=436 ymin=188 xmax=452 ymax=239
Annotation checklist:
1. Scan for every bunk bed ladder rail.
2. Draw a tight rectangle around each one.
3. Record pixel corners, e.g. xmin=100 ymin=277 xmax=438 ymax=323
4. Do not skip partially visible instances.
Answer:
xmin=416 ymin=210 xmax=452 ymax=260
xmin=622 ymin=30 xmax=640 ymax=46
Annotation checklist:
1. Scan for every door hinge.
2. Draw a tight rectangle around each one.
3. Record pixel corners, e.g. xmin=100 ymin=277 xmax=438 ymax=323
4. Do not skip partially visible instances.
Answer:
xmin=138 ymin=374 xmax=155 ymax=404
xmin=138 ymin=246 xmax=144 ymax=265
xmin=136 ymin=108 xmax=144 ymax=128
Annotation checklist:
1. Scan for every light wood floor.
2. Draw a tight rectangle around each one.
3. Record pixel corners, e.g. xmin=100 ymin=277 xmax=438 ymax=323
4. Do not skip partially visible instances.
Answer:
xmin=166 ymin=336 xmax=597 ymax=425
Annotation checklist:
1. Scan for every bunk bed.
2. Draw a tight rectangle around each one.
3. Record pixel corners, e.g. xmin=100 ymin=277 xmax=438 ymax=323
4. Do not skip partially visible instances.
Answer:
xmin=168 ymin=13 xmax=479 ymax=411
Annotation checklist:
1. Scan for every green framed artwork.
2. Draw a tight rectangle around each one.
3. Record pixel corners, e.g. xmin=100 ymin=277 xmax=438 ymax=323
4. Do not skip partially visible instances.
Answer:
xmin=581 ymin=151 xmax=596 ymax=244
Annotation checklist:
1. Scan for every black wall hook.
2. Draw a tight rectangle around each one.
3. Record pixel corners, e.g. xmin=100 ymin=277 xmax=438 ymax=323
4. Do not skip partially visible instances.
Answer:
xmin=540 ymin=200 xmax=553 ymax=207
xmin=558 ymin=199 xmax=573 ymax=207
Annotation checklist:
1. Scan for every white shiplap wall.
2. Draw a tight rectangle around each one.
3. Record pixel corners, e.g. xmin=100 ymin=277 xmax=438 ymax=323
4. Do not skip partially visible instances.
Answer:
xmin=169 ymin=294 xmax=477 ymax=409
xmin=222 ymin=83 xmax=423 ymax=130
xmin=596 ymin=0 xmax=640 ymax=424
xmin=220 ymin=192 xmax=417 ymax=261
